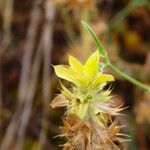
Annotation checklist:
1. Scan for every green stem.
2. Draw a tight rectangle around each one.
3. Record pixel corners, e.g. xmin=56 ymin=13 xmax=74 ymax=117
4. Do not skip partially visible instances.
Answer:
xmin=106 ymin=60 xmax=150 ymax=91
xmin=82 ymin=20 xmax=150 ymax=91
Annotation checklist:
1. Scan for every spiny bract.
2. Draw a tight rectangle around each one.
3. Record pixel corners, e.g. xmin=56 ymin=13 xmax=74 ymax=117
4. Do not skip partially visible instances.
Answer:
xmin=50 ymin=50 xmax=127 ymax=149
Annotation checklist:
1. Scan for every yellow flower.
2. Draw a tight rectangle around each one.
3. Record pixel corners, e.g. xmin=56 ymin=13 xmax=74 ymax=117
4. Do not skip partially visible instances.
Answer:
xmin=54 ymin=50 xmax=114 ymax=89
xmin=51 ymin=50 xmax=116 ymax=120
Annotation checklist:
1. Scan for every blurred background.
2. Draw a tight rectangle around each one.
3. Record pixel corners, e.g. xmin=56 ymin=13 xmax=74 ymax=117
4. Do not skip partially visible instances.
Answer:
xmin=0 ymin=0 xmax=150 ymax=149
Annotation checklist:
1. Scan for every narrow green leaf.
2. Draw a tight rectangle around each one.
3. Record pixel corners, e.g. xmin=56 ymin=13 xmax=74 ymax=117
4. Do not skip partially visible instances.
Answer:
xmin=82 ymin=20 xmax=150 ymax=91
xmin=81 ymin=20 xmax=107 ymax=57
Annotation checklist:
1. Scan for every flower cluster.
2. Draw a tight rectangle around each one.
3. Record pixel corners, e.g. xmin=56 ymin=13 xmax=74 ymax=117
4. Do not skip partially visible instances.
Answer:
xmin=50 ymin=50 xmax=127 ymax=149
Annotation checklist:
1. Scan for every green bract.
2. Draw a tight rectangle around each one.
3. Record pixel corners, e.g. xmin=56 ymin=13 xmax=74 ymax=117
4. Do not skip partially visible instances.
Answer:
xmin=52 ymin=50 xmax=114 ymax=120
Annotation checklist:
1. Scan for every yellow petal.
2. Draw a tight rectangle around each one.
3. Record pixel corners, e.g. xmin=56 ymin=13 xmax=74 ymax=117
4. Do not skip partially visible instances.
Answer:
xmin=93 ymin=73 xmax=115 ymax=87
xmin=83 ymin=50 xmax=99 ymax=81
xmin=69 ymin=55 xmax=83 ymax=72
xmin=73 ymin=76 xmax=89 ymax=86
xmin=53 ymin=65 xmax=76 ymax=84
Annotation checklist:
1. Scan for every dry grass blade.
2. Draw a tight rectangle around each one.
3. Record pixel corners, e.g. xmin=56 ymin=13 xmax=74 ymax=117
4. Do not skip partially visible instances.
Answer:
xmin=0 ymin=0 xmax=42 ymax=149
xmin=15 ymin=37 xmax=43 ymax=150
xmin=38 ymin=0 xmax=55 ymax=149
xmin=3 ymin=0 xmax=14 ymax=46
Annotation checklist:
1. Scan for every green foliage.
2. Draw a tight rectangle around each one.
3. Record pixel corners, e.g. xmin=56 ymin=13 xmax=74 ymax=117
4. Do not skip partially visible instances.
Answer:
xmin=81 ymin=21 xmax=150 ymax=91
